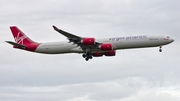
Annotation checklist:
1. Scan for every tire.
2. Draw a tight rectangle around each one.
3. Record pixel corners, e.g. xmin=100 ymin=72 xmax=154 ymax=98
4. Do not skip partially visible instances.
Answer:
xmin=82 ymin=54 xmax=86 ymax=58
xmin=85 ymin=58 xmax=89 ymax=61
xmin=89 ymin=56 xmax=93 ymax=59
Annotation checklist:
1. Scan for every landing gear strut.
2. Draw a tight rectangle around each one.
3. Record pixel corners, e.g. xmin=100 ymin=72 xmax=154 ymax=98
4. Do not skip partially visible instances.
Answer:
xmin=82 ymin=52 xmax=93 ymax=61
xmin=159 ymin=46 xmax=162 ymax=52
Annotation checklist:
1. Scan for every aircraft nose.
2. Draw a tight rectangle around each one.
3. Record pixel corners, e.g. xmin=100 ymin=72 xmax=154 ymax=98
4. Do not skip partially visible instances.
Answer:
xmin=170 ymin=38 xmax=174 ymax=43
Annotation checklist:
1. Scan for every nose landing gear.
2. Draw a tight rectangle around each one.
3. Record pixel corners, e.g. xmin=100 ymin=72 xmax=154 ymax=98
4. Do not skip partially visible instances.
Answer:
xmin=159 ymin=46 xmax=162 ymax=52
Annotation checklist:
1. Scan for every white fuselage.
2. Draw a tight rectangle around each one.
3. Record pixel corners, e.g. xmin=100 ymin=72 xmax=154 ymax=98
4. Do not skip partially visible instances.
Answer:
xmin=35 ymin=35 xmax=174 ymax=54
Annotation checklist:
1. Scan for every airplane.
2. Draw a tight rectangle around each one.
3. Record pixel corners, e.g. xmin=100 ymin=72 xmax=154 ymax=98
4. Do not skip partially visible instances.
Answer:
xmin=6 ymin=26 xmax=174 ymax=61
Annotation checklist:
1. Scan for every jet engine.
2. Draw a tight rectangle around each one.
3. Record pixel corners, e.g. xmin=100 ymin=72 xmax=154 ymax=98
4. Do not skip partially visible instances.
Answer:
xmin=104 ymin=50 xmax=116 ymax=56
xmin=82 ymin=38 xmax=95 ymax=45
xmin=100 ymin=44 xmax=113 ymax=51
xmin=92 ymin=52 xmax=103 ymax=57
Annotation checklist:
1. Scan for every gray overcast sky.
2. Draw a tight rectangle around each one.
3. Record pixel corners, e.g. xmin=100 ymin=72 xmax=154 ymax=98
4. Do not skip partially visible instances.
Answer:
xmin=0 ymin=0 xmax=180 ymax=101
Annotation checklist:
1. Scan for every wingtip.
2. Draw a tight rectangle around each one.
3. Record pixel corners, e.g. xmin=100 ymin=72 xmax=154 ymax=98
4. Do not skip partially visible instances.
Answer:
xmin=52 ymin=25 xmax=58 ymax=30
xmin=5 ymin=41 xmax=9 ymax=43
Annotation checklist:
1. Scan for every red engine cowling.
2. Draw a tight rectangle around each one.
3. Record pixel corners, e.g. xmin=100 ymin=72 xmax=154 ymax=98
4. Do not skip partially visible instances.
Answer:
xmin=82 ymin=38 xmax=95 ymax=45
xmin=92 ymin=52 xmax=103 ymax=57
xmin=100 ymin=44 xmax=113 ymax=51
xmin=104 ymin=50 xmax=116 ymax=56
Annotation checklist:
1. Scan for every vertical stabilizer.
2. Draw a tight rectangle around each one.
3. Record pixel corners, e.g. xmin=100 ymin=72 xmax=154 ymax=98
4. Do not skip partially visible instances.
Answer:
xmin=9 ymin=26 xmax=40 ymax=51
xmin=10 ymin=26 xmax=36 ymax=45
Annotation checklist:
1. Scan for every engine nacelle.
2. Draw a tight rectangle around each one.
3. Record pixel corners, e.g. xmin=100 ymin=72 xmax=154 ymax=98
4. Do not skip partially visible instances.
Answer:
xmin=82 ymin=38 xmax=95 ymax=45
xmin=104 ymin=50 xmax=116 ymax=56
xmin=100 ymin=44 xmax=113 ymax=51
xmin=92 ymin=52 xmax=103 ymax=57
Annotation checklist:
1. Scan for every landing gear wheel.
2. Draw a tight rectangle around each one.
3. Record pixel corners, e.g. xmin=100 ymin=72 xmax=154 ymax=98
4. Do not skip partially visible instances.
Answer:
xmin=83 ymin=51 xmax=92 ymax=61
xmin=89 ymin=55 xmax=93 ymax=59
xmin=159 ymin=46 xmax=162 ymax=52
xmin=82 ymin=54 xmax=86 ymax=58
xmin=85 ymin=58 xmax=89 ymax=61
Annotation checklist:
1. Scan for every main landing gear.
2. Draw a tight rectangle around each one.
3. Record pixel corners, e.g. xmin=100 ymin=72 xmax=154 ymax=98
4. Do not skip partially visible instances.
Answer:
xmin=82 ymin=52 xmax=93 ymax=61
xmin=159 ymin=46 xmax=162 ymax=52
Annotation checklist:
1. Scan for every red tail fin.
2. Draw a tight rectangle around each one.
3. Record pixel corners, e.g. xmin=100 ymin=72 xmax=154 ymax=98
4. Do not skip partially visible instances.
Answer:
xmin=10 ymin=26 xmax=36 ymax=45
xmin=10 ymin=26 xmax=40 ymax=51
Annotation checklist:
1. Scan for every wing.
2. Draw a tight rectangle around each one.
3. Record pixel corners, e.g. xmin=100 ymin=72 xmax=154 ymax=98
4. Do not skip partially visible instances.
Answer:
xmin=52 ymin=25 xmax=100 ymax=51
xmin=53 ymin=25 xmax=82 ymax=43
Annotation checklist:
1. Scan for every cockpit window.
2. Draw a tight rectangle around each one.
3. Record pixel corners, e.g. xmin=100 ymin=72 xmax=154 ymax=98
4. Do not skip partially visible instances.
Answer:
xmin=167 ymin=36 xmax=170 ymax=38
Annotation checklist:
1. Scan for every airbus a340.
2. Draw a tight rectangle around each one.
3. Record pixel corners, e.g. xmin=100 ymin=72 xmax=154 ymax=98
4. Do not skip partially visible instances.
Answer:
xmin=6 ymin=26 xmax=174 ymax=61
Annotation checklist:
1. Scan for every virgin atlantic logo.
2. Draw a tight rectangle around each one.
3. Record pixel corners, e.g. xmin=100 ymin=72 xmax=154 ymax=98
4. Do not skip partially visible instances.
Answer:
xmin=14 ymin=32 xmax=27 ymax=45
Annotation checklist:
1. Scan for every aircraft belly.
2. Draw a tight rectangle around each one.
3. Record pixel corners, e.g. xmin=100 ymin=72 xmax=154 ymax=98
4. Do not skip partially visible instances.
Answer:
xmin=119 ymin=40 xmax=160 ymax=49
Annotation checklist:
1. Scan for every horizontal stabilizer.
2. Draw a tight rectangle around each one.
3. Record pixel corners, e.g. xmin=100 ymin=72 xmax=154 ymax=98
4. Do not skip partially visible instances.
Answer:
xmin=5 ymin=41 xmax=27 ymax=49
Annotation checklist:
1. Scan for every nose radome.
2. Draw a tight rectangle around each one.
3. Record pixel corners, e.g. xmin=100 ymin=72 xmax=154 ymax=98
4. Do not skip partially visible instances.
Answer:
xmin=170 ymin=39 xmax=174 ymax=42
